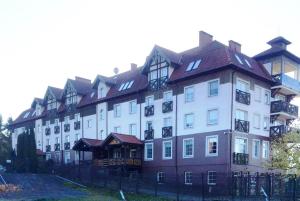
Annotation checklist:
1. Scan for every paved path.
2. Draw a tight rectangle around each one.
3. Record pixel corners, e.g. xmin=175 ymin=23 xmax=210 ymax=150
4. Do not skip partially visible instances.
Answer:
xmin=0 ymin=173 xmax=86 ymax=200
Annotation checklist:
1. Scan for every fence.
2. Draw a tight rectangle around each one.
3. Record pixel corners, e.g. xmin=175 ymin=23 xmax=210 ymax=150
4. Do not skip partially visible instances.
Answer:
xmin=54 ymin=164 xmax=300 ymax=201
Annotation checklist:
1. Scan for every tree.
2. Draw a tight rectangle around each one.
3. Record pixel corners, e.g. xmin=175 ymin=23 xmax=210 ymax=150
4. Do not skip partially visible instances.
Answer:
xmin=0 ymin=114 xmax=12 ymax=165
xmin=267 ymin=131 xmax=300 ymax=174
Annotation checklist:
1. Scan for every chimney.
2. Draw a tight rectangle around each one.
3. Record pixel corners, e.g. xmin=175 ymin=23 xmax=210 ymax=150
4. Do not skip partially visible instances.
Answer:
xmin=130 ymin=63 xmax=137 ymax=71
xmin=75 ymin=76 xmax=91 ymax=84
xmin=228 ymin=40 xmax=241 ymax=53
xmin=199 ymin=31 xmax=213 ymax=49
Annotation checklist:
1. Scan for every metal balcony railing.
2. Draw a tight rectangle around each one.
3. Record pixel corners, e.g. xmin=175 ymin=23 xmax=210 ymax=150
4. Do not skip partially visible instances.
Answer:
xmin=236 ymin=89 xmax=251 ymax=105
xmin=64 ymin=142 xmax=70 ymax=150
xmin=271 ymin=100 xmax=298 ymax=117
xmin=74 ymin=121 xmax=81 ymax=130
xmin=235 ymin=119 xmax=249 ymax=133
xmin=54 ymin=126 xmax=60 ymax=134
xmin=64 ymin=124 xmax=70 ymax=132
xmin=162 ymin=101 xmax=173 ymax=113
xmin=145 ymin=105 xmax=154 ymax=117
xmin=54 ymin=143 xmax=60 ymax=151
xmin=233 ymin=152 xmax=249 ymax=165
xmin=45 ymin=128 xmax=51 ymax=136
xmin=46 ymin=145 xmax=51 ymax=152
xmin=162 ymin=126 xmax=172 ymax=138
xmin=144 ymin=129 xmax=154 ymax=140
xmin=270 ymin=125 xmax=290 ymax=138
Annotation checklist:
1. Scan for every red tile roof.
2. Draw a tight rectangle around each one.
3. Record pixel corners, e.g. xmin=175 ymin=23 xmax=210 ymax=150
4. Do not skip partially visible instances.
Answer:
xmin=101 ymin=133 xmax=143 ymax=146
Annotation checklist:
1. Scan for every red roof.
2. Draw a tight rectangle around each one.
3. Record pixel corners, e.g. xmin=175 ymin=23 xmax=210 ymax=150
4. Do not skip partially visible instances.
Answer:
xmin=81 ymin=138 xmax=102 ymax=147
xmin=36 ymin=149 xmax=45 ymax=155
xmin=102 ymin=133 xmax=143 ymax=146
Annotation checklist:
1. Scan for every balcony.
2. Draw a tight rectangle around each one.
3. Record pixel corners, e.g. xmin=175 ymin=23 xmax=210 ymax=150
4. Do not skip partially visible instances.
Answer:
xmin=74 ymin=121 xmax=81 ymax=130
xmin=272 ymin=73 xmax=300 ymax=95
xmin=64 ymin=142 xmax=70 ymax=150
xmin=235 ymin=119 xmax=249 ymax=133
xmin=270 ymin=125 xmax=290 ymax=138
xmin=162 ymin=126 xmax=172 ymax=138
xmin=233 ymin=152 xmax=249 ymax=165
xmin=45 ymin=128 xmax=51 ymax=136
xmin=54 ymin=126 xmax=60 ymax=134
xmin=64 ymin=124 xmax=70 ymax=132
xmin=145 ymin=105 xmax=154 ymax=117
xmin=271 ymin=100 xmax=298 ymax=119
xmin=46 ymin=145 xmax=51 ymax=152
xmin=236 ymin=89 xmax=251 ymax=105
xmin=162 ymin=101 xmax=173 ymax=113
xmin=94 ymin=158 xmax=142 ymax=167
xmin=148 ymin=76 xmax=168 ymax=91
xmin=54 ymin=143 xmax=60 ymax=151
xmin=144 ymin=129 xmax=154 ymax=140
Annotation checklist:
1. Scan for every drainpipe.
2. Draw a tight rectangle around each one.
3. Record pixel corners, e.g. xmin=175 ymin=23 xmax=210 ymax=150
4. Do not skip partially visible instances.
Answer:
xmin=229 ymin=70 xmax=236 ymax=173
xmin=175 ymin=83 xmax=179 ymax=201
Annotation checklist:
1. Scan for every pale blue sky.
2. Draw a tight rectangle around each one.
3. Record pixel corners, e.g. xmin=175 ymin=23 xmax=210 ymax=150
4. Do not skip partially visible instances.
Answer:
xmin=0 ymin=0 xmax=299 ymax=120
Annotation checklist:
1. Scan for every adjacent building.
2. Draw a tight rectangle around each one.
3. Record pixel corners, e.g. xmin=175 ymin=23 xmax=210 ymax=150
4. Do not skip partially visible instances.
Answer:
xmin=10 ymin=31 xmax=300 ymax=184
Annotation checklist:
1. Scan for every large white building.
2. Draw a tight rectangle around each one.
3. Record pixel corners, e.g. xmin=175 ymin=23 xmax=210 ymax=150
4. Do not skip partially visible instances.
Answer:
xmin=10 ymin=32 xmax=300 ymax=182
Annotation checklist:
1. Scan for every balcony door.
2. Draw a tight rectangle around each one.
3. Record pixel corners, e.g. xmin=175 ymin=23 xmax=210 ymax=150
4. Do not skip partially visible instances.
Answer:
xmin=237 ymin=79 xmax=249 ymax=92
xmin=235 ymin=137 xmax=248 ymax=154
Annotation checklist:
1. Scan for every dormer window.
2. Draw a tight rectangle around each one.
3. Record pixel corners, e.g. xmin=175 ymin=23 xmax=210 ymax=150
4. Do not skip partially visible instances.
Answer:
xmin=47 ymin=97 xmax=57 ymax=111
xmin=66 ymin=91 xmax=76 ymax=105
xmin=23 ymin=112 xmax=30 ymax=119
xmin=235 ymin=54 xmax=244 ymax=65
xmin=118 ymin=80 xmax=134 ymax=91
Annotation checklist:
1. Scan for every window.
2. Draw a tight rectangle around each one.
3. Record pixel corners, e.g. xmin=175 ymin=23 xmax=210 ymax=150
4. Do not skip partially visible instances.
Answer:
xmin=160 ymin=67 xmax=168 ymax=78
xmin=55 ymin=137 xmax=59 ymax=144
xmin=55 ymin=119 xmax=59 ymax=126
xmin=253 ymin=114 xmax=261 ymax=129
xmin=23 ymin=111 xmax=30 ymax=119
xmin=129 ymin=124 xmax=137 ymax=136
xmin=129 ymin=100 xmax=137 ymax=114
xmin=263 ymin=117 xmax=270 ymax=130
xmin=46 ymin=153 xmax=51 ymax=160
xmin=119 ymin=81 xmax=134 ymax=91
xmin=64 ymin=116 xmax=69 ymax=124
xmin=98 ymin=87 xmax=104 ymax=98
xmin=144 ymin=143 xmax=153 ymax=160
xmin=145 ymin=96 xmax=154 ymax=106
xmin=235 ymin=54 xmax=243 ymax=65
xmin=254 ymin=86 xmax=262 ymax=102
xmin=163 ymin=91 xmax=172 ymax=102
xmin=114 ymin=104 xmax=121 ymax=117
xmin=208 ymin=80 xmax=219 ymax=97
xmin=184 ymin=113 xmax=194 ymax=129
xmin=183 ymin=138 xmax=194 ymax=158
xmin=252 ymin=140 xmax=260 ymax=159
xmin=98 ymin=130 xmax=103 ymax=140
xmin=236 ymin=109 xmax=248 ymax=121
xmin=163 ymin=117 xmax=172 ymax=127
xmin=186 ymin=59 xmax=201 ymax=71
xmin=237 ymin=79 xmax=249 ymax=92
xmin=46 ymin=139 xmax=50 ymax=146
xmin=75 ymin=133 xmax=80 ymax=141
xmin=184 ymin=86 xmax=194 ymax=102
xmin=157 ymin=172 xmax=165 ymax=184
xmin=184 ymin=172 xmax=192 ymax=185
xmin=264 ymin=91 xmax=271 ymax=105
xmin=235 ymin=137 xmax=248 ymax=154
xmin=75 ymin=114 xmax=80 ymax=122
xmin=87 ymin=119 xmax=92 ymax=128
xmin=64 ymin=151 xmax=71 ymax=164
xmin=206 ymin=136 xmax=218 ymax=156
xmin=65 ymin=135 xmax=70 ymax=143
xmin=114 ymin=126 xmax=121 ymax=133
xmin=207 ymin=171 xmax=217 ymax=185
xmin=262 ymin=141 xmax=269 ymax=159
xmin=163 ymin=141 xmax=172 ymax=159
xmin=207 ymin=109 xmax=218 ymax=125
xmin=99 ymin=109 xmax=104 ymax=120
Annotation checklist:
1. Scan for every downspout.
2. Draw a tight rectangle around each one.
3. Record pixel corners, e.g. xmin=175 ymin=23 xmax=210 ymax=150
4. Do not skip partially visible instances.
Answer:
xmin=229 ymin=70 xmax=236 ymax=173
xmin=61 ymin=119 xmax=63 ymax=165
xmin=175 ymin=83 xmax=179 ymax=200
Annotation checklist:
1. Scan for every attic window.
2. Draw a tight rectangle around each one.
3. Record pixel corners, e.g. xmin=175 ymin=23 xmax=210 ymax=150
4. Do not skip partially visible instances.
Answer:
xmin=23 ymin=112 xmax=30 ymax=119
xmin=186 ymin=59 xmax=201 ymax=71
xmin=235 ymin=54 xmax=243 ymax=65
xmin=118 ymin=80 xmax=134 ymax=91
xmin=90 ymin=92 xmax=95 ymax=98
xmin=244 ymin=59 xmax=252 ymax=68
xmin=32 ymin=111 xmax=36 ymax=117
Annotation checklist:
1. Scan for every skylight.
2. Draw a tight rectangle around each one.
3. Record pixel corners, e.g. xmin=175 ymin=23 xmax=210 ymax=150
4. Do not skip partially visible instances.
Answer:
xmin=23 ymin=112 xmax=30 ymax=119
xmin=90 ymin=92 xmax=95 ymax=98
xmin=118 ymin=80 xmax=135 ymax=91
xmin=32 ymin=111 xmax=36 ymax=117
xmin=235 ymin=54 xmax=243 ymax=65
xmin=244 ymin=59 xmax=252 ymax=68
xmin=186 ymin=59 xmax=202 ymax=72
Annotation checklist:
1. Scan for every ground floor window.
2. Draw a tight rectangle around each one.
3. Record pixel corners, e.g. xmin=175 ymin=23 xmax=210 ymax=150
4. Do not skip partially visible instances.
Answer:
xmin=64 ymin=151 xmax=71 ymax=164
xmin=144 ymin=143 xmax=153 ymax=160
xmin=207 ymin=171 xmax=216 ymax=185
xmin=157 ymin=172 xmax=165 ymax=184
xmin=46 ymin=153 xmax=51 ymax=160
xmin=184 ymin=172 xmax=192 ymax=185
xmin=163 ymin=140 xmax=172 ymax=159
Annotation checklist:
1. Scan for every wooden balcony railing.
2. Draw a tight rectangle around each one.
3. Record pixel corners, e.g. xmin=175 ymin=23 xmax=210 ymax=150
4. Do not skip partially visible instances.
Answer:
xmin=145 ymin=105 xmax=154 ymax=117
xmin=162 ymin=126 xmax=172 ymax=138
xmin=235 ymin=119 xmax=249 ymax=133
xmin=236 ymin=89 xmax=251 ymax=105
xmin=233 ymin=152 xmax=249 ymax=165
xmin=271 ymin=100 xmax=298 ymax=117
xmin=94 ymin=158 xmax=142 ymax=167
xmin=270 ymin=125 xmax=290 ymax=138
xmin=162 ymin=101 xmax=173 ymax=113
xmin=148 ymin=76 xmax=168 ymax=91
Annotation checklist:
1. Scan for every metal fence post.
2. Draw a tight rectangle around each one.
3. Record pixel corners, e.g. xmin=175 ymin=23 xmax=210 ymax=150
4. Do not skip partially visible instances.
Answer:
xmin=201 ymin=173 xmax=205 ymax=201
xmin=293 ymin=174 xmax=297 ymax=201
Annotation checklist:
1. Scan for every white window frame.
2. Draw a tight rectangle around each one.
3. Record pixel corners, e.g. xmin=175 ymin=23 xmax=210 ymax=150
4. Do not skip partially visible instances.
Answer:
xmin=253 ymin=113 xmax=261 ymax=129
xmin=163 ymin=91 xmax=173 ymax=102
xmin=114 ymin=126 xmax=121 ymax=133
xmin=184 ymin=86 xmax=195 ymax=103
xmin=162 ymin=140 xmax=172 ymax=160
xmin=236 ymin=78 xmax=250 ymax=92
xmin=254 ymin=85 xmax=262 ymax=102
xmin=145 ymin=95 xmax=154 ymax=106
xmin=64 ymin=151 xmax=71 ymax=164
xmin=129 ymin=123 xmax=137 ymax=136
xmin=263 ymin=116 xmax=270 ymax=131
xmin=183 ymin=138 xmax=194 ymax=158
xmin=208 ymin=79 xmax=219 ymax=97
xmin=264 ymin=90 xmax=271 ymax=105
xmin=252 ymin=140 xmax=260 ymax=159
xmin=114 ymin=104 xmax=121 ymax=118
xmin=234 ymin=137 xmax=248 ymax=154
xmin=129 ymin=100 xmax=137 ymax=114
xmin=99 ymin=109 xmax=104 ymax=120
xmin=157 ymin=172 xmax=165 ymax=184
xmin=144 ymin=142 xmax=154 ymax=161
xmin=87 ymin=119 xmax=92 ymax=128
xmin=205 ymin=135 xmax=218 ymax=157
xmin=184 ymin=113 xmax=194 ymax=129
xmin=207 ymin=108 xmax=219 ymax=125
xmin=163 ymin=117 xmax=172 ymax=127
xmin=184 ymin=172 xmax=192 ymax=185
xmin=262 ymin=141 xmax=269 ymax=159
xmin=207 ymin=171 xmax=217 ymax=185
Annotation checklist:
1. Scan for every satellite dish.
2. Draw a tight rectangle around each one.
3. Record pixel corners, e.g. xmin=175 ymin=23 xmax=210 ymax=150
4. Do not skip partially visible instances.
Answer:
xmin=113 ymin=67 xmax=119 ymax=75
